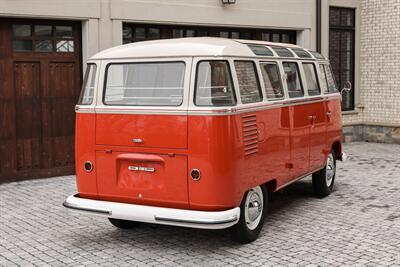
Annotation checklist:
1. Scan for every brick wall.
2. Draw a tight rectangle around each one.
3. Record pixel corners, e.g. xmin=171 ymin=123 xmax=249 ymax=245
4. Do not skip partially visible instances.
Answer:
xmin=343 ymin=0 xmax=400 ymax=127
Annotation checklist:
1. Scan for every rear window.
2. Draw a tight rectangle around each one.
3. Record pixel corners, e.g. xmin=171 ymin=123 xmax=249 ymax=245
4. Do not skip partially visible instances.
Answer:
xmin=77 ymin=63 xmax=97 ymax=105
xmin=324 ymin=64 xmax=338 ymax=93
xmin=283 ymin=62 xmax=303 ymax=98
xmin=234 ymin=61 xmax=262 ymax=104
xmin=195 ymin=61 xmax=236 ymax=106
xmin=104 ymin=62 xmax=185 ymax=106
xmin=319 ymin=64 xmax=329 ymax=93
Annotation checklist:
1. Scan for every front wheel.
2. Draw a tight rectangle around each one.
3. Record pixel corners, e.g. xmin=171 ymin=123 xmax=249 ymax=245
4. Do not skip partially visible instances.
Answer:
xmin=230 ymin=185 xmax=267 ymax=243
xmin=312 ymin=149 xmax=336 ymax=197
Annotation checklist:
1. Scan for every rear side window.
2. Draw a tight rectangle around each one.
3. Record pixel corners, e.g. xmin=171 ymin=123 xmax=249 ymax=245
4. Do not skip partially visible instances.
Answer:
xmin=319 ymin=64 xmax=329 ymax=93
xmin=302 ymin=63 xmax=320 ymax=96
xmin=234 ymin=61 xmax=262 ymax=104
xmin=259 ymin=62 xmax=284 ymax=99
xmin=283 ymin=62 xmax=303 ymax=98
xmin=195 ymin=61 xmax=236 ymax=106
xmin=104 ymin=62 xmax=185 ymax=106
xmin=324 ymin=64 xmax=338 ymax=93
xmin=78 ymin=63 xmax=97 ymax=105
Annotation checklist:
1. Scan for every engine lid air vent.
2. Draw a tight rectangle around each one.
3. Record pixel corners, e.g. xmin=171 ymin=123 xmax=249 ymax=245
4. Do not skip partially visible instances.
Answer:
xmin=242 ymin=114 xmax=258 ymax=156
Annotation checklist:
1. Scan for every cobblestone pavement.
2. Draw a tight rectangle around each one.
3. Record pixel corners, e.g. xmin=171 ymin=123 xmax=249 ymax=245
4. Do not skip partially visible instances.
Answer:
xmin=1 ymin=142 xmax=400 ymax=267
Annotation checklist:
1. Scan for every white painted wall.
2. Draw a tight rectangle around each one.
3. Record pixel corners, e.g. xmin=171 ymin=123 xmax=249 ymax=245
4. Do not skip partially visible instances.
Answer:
xmin=0 ymin=0 xmax=319 ymax=66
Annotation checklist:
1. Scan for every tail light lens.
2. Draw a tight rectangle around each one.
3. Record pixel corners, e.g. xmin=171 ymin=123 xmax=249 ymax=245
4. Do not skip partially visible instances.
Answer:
xmin=84 ymin=161 xmax=93 ymax=172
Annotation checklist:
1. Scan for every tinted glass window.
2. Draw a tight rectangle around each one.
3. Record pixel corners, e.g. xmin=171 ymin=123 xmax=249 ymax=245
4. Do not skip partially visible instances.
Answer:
xmin=283 ymin=62 xmax=303 ymax=98
xmin=324 ymin=64 xmax=338 ymax=93
xmin=260 ymin=62 xmax=284 ymax=99
xmin=303 ymin=63 xmax=320 ymax=96
xmin=104 ymin=62 xmax=185 ymax=106
xmin=271 ymin=47 xmax=294 ymax=57
xmin=78 ymin=64 xmax=97 ymax=105
xmin=195 ymin=61 xmax=236 ymax=106
xmin=248 ymin=45 xmax=273 ymax=56
xmin=309 ymin=51 xmax=325 ymax=59
xmin=292 ymin=48 xmax=312 ymax=58
xmin=319 ymin=64 xmax=329 ymax=93
xmin=234 ymin=61 xmax=262 ymax=104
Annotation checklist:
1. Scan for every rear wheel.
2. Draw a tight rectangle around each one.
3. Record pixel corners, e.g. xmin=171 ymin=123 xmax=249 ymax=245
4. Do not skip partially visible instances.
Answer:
xmin=312 ymin=149 xmax=336 ymax=197
xmin=230 ymin=185 xmax=267 ymax=243
xmin=108 ymin=218 xmax=140 ymax=229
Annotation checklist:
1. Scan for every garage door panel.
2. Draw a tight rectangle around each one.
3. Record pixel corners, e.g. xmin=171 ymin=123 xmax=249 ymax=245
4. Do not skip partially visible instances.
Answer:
xmin=14 ymin=62 xmax=42 ymax=171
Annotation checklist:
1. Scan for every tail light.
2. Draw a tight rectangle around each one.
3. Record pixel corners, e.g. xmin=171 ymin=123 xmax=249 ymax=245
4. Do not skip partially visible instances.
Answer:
xmin=190 ymin=169 xmax=201 ymax=181
xmin=84 ymin=161 xmax=93 ymax=172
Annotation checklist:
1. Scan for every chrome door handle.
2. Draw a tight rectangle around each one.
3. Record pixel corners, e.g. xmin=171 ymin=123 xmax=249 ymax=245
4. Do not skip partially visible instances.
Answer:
xmin=132 ymin=138 xmax=143 ymax=144
xmin=326 ymin=111 xmax=332 ymax=117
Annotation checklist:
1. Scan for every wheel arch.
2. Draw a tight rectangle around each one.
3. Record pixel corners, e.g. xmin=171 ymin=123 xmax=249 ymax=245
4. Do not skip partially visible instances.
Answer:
xmin=331 ymin=140 xmax=343 ymax=160
xmin=264 ymin=179 xmax=277 ymax=193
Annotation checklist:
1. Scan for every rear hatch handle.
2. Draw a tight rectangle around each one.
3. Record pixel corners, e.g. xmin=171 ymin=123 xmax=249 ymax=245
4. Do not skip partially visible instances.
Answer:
xmin=117 ymin=153 xmax=165 ymax=163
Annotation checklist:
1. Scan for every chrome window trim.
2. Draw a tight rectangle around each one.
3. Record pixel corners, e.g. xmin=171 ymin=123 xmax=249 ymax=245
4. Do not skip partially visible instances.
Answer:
xmin=95 ymin=57 xmax=193 ymax=112
xmin=84 ymin=94 xmax=340 ymax=116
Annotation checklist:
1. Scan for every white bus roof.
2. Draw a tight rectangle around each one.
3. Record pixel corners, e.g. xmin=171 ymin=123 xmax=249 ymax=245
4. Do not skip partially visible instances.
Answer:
xmin=90 ymin=37 xmax=326 ymax=60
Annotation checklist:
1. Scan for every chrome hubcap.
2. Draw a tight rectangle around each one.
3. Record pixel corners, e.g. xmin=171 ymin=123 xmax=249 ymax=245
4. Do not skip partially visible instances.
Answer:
xmin=244 ymin=186 xmax=263 ymax=230
xmin=326 ymin=153 xmax=335 ymax=187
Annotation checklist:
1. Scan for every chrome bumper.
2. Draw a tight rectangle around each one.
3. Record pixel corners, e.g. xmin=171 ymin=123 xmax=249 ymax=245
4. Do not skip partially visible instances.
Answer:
xmin=63 ymin=194 xmax=240 ymax=230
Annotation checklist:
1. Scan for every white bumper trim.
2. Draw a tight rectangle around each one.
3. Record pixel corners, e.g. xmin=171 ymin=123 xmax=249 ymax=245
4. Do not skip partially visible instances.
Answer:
xmin=63 ymin=194 xmax=240 ymax=229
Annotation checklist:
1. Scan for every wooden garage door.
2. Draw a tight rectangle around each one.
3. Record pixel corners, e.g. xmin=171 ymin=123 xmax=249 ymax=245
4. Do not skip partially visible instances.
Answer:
xmin=0 ymin=19 xmax=81 ymax=182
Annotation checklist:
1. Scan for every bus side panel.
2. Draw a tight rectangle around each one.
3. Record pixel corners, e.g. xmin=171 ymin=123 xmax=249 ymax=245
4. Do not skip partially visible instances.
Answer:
xmin=188 ymin=115 xmax=240 ymax=211
xmin=75 ymin=113 xmax=98 ymax=199
xmin=187 ymin=107 xmax=291 ymax=211
xmin=235 ymin=107 xmax=291 ymax=190
xmin=326 ymin=97 xmax=343 ymax=154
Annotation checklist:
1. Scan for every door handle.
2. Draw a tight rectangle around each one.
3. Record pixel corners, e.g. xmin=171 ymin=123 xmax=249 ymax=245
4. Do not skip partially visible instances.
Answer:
xmin=326 ymin=111 xmax=332 ymax=117
xmin=132 ymin=138 xmax=143 ymax=144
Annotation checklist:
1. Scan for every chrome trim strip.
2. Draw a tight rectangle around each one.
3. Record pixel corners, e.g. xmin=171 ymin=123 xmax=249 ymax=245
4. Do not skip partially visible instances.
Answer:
xmin=276 ymin=166 xmax=325 ymax=191
xmin=154 ymin=215 xmax=238 ymax=225
xmin=76 ymin=94 xmax=341 ymax=116
xmin=63 ymin=200 xmax=111 ymax=216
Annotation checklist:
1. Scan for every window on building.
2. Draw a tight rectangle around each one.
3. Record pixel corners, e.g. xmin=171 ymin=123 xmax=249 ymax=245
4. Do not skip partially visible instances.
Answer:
xmin=283 ymin=62 xmax=303 ymax=98
xmin=12 ymin=23 xmax=75 ymax=53
xmin=122 ymin=23 xmax=297 ymax=44
xmin=259 ymin=62 xmax=284 ymax=100
xmin=234 ymin=61 xmax=262 ymax=104
xmin=303 ymin=63 xmax=320 ymax=96
xmin=329 ymin=7 xmax=355 ymax=110
xmin=195 ymin=61 xmax=236 ymax=106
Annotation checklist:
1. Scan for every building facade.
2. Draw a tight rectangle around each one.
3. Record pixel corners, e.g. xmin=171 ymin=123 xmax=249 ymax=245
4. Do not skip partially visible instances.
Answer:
xmin=0 ymin=0 xmax=398 ymax=181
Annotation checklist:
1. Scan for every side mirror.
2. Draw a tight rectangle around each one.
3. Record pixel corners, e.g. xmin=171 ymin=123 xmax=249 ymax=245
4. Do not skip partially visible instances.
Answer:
xmin=340 ymin=81 xmax=352 ymax=102
xmin=341 ymin=81 xmax=352 ymax=94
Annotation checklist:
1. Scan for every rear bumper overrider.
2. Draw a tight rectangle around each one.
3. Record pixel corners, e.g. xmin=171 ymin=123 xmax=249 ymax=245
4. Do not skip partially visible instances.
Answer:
xmin=63 ymin=194 xmax=240 ymax=229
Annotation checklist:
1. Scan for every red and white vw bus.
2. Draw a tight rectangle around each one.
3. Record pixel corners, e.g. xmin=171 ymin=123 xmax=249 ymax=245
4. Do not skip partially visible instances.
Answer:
xmin=64 ymin=38 xmax=348 ymax=243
